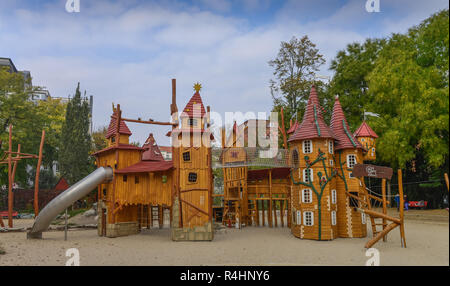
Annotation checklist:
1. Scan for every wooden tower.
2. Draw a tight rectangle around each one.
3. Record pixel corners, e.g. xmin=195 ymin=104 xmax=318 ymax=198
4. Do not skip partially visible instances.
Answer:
xmin=288 ymin=86 xmax=338 ymax=240
xmin=354 ymin=121 xmax=378 ymax=161
xmin=330 ymin=96 xmax=367 ymax=238
xmin=170 ymin=83 xmax=214 ymax=241
xmin=93 ymin=107 xmax=144 ymax=237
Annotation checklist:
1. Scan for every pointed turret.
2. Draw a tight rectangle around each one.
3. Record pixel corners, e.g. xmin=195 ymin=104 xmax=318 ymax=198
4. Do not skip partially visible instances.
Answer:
xmin=330 ymin=96 xmax=364 ymax=151
xmin=354 ymin=121 xmax=378 ymax=160
xmin=105 ymin=110 xmax=132 ymax=145
xmin=288 ymin=85 xmax=335 ymax=142
xmin=142 ymin=133 xmax=164 ymax=161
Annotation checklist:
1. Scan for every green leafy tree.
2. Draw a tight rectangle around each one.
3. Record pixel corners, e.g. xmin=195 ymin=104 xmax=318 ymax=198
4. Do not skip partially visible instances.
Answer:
xmin=329 ymin=38 xmax=386 ymax=129
xmin=91 ymin=126 xmax=108 ymax=153
xmin=367 ymin=10 xmax=449 ymax=170
xmin=0 ymin=68 xmax=66 ymax=188
xmin=59 ymin=83 xmax=94 ymax=185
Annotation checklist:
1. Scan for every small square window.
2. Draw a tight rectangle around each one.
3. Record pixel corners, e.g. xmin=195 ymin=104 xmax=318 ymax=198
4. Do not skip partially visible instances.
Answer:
xmin=329 ymin=159 xmax=334 ymax=166
xmin=135 ymin=176 xmax=139 ymax=184
xmin=162 ymin=175 xmax=167 ymax=183
xmin=331 ymin=189 xmax=337 ymax=204
xmin=183 ymin=151 xmax=191 ymax=162
xmin=188 ymin=118 xmax=197 ymax=126
xmin=303 ymin=169 xmax=313 ymax=182
xmin=328 ymin=141 xmax=334 ymax=154
xmin=304 ymin=211 xmax=314 ymax=226
xmin=302 ymin=189 xmax=312 ymax=203
xmin=302 ymin=140 xmax=312 ymax=154
xmin=188 ymin=172 xmax=197 ymax=183
xmin=347 ymin=154 xmax=357 ymax=168
xmin=123 ymin=175 xmax=127 ymax=182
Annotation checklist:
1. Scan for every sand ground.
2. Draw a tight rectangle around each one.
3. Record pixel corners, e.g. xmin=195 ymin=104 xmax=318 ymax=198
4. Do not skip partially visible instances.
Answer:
xmin=0 ymin=209 xmax=448 ymax=266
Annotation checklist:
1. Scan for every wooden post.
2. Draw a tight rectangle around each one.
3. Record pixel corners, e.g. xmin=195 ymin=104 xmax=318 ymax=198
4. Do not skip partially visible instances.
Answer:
xmin=280 ymin=199 xmax=284 ymax=227
xmin=268 ymin=170 xmax=272 ymax=227
xmin=34 ymin=130 xmax=45 ymax=217
xmin=387 ymin=180 xmax=391 ymax=207
xmin=11 ymin=144 xmax=21 ymax=184
xmin=255 ymin=198 xmax=260 ymax=226
xmin=8 ymin=125 xmax=13 ymax=228
xmin=381 ymin=178 xmax=387 ymax=242
xmin=398 ymin=169 xmax=406 ymax=248
xmin=159 ymin=205 xmax=163 ymax=229
xmin=444 ymin=173 xmax=449 ymax=192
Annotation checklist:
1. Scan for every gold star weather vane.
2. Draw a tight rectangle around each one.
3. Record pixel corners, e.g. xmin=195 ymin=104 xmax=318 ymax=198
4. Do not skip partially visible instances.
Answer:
xmin=193 ymin=82 xmax=202 ymax=92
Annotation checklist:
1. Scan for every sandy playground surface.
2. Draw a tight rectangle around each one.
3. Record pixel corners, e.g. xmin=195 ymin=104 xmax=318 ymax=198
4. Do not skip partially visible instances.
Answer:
xmin=0 ymin=209 xmax=448 ymax=266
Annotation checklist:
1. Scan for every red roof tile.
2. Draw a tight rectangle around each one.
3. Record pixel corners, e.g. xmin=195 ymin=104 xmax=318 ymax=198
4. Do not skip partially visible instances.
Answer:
xmin=287 ymin=119 xmax=299 ymax=134
xmin=182 ymin=91 xmax=206 ymax=118
xmin=354 ymin=121 xmax=378 ymax=138
xmin=330 ymin=96 xmax=364 ymax=150
xmin=288 ymin=86 xmax=335 ymax=142
xmin=92 ymin=143 xmax=143 ymax=156
xmin=141 ymin=133 xmax=165 ymax=161
xmin=115 ymin=160 xmax=173 ymax=174
xmin=105 ymin=111 xmax=132 ymax=139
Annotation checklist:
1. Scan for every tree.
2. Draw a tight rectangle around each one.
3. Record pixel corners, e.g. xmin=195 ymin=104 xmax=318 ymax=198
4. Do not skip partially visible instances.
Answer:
xmin=367 ymin=10 xmax=449 ymax=170
xmin=59 ymin=83 xmax=93 ymax=185
xmin=91 ymin=126 xmax=108 ymax=153
xmin=329 ymin=38 xmax=386 ymax=129
xmin=269 ymin=36 xmax=326 ymax=126
xmin=0 ymin=68 xmax=66 ymax=187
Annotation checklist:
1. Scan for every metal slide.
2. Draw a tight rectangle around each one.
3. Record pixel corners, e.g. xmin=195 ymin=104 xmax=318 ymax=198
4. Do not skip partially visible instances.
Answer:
xmin=27 ymin=167 xmax=113 ymax=239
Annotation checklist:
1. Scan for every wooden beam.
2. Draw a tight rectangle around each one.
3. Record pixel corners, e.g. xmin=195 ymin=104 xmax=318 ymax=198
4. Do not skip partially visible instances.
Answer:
xmin=180 ymin=199 xmax=209 ymax=216
xmin=365 ymin=222 xmax=399 ymax=248
xmin=268 ymin=170 xmax=272 ymax=227
xmin=121 ymin=117 xmax=176 ymax=126
xmin=34 ymin=130 xmax=45 ymax=217
xmin=444 ymin=173 xmax=449 ymax=192
xmin=398 ymin=169 xmax=407 ymax=248
xmin=381 ymin=178 xmax=387 ymax=242
xmin=8 ymin=124 xmax=13 ymax=227
xmin=358 ymin=208 xmax=401 ymax=224
xmin=280 ymin=199 xmax=284 ymax=227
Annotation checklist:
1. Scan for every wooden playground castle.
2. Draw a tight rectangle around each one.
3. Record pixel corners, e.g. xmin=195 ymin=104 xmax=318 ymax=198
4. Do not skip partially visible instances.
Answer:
xmin=89 ymin=79 xmax=406 ymax=248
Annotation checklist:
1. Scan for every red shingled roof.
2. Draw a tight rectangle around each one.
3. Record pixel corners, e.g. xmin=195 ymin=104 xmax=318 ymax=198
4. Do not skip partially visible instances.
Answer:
xmin=115 ymin=160 xmax=173 ymax=174
xmin=354 ymin=121 xmax=378 ymax=138
xmin=182 ymin=91 xmax=206 ymax=118
xmin=115 ymin=135 xmax=173 ymax=173
xmin=105 ymin=111 xmax=132 ymax=139
xmin=141 ymin=133 xmax=165 ymax=161
xmin=288 ymin=86 xmax=335 ymax=142
xmin=287 ymin=119 xmax=299 ymax=134
xmin=330 ymin=96 xmax=364 ymax=151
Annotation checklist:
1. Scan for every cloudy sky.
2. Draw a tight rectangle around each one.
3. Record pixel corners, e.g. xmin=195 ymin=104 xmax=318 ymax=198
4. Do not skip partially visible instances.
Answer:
xmin=0 ymin=0 xmax=448 ymax=145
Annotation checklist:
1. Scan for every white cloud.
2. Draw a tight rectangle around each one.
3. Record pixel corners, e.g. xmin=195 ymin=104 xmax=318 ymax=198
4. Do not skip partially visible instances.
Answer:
xmin=1 ymin=0 xmax=447 ymax=146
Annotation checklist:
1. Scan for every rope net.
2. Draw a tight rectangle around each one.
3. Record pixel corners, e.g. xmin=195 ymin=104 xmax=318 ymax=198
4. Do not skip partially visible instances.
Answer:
xmin=211 ymin=147 xmax=293 ymax=169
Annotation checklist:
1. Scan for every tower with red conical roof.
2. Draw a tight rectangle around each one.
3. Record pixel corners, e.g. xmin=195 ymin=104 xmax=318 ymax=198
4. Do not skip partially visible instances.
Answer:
xmin=330 ymin=96 xmax=367 ymax=238
xmin=288 ymin=85 xmax=338 ymax=241
xmin=354 ymin=121 xmax=378 ymax=161
xmin=170 ymin=82 xmax=214 ymax=241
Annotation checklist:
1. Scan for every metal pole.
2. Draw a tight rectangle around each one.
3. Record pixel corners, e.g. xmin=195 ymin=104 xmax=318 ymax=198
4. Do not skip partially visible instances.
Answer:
xmin=65 ymin=208 xmax=68 ymax=241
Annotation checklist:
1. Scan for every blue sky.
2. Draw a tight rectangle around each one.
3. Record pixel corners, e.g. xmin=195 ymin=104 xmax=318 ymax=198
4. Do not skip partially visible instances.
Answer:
xmin=0 ymin=0 xmax=448 ymax=145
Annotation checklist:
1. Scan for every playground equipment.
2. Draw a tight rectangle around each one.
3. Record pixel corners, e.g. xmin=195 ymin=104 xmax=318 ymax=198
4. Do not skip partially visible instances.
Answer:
xmin=27 ymin=167 xmax=113 ymax=238
xmin=0 ymin=125 xmax=45 ymax=228
xmin=23 ymin=80 xmax=406 ymax=248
